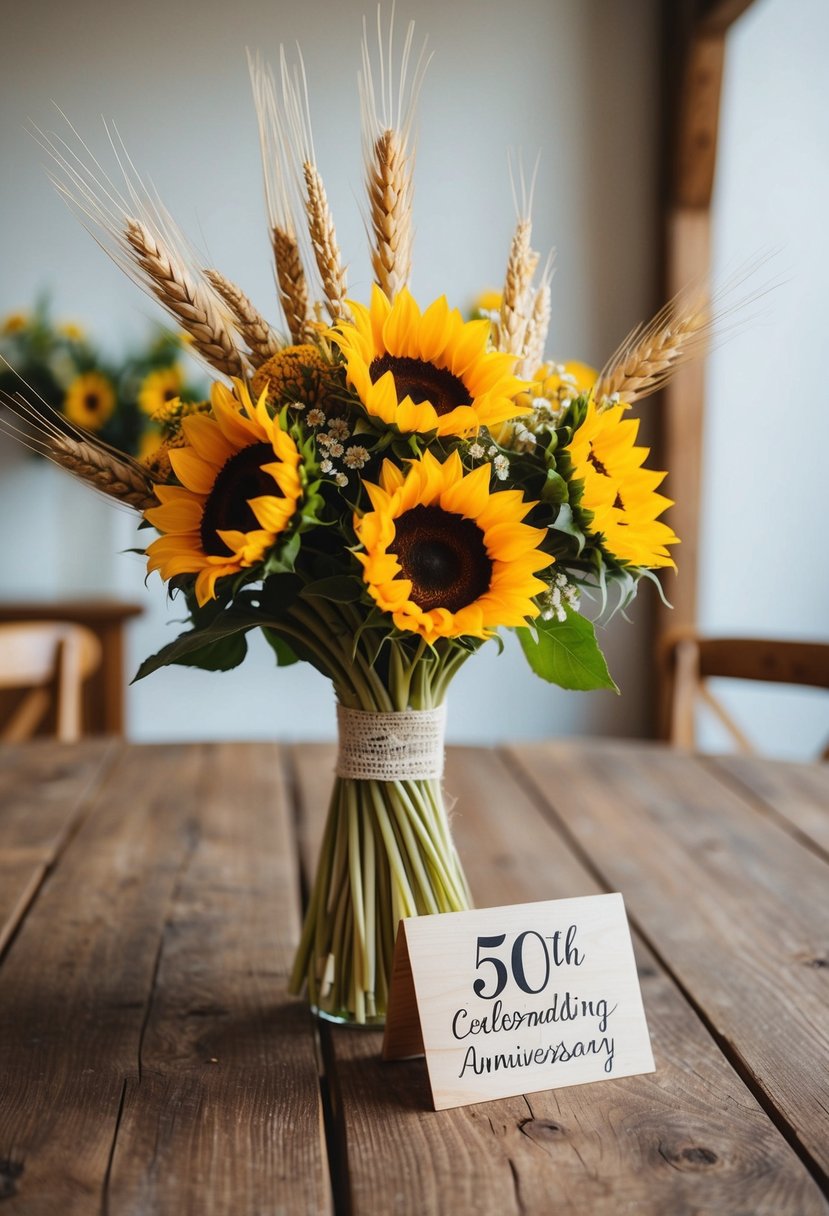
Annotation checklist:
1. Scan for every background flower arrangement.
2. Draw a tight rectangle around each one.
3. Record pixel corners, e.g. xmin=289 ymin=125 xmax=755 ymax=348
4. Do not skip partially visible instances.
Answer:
xmin=0 ymin=14 xmax=721 ymax=1023
xmin=0 ymin=298 xmax=205 ymax=463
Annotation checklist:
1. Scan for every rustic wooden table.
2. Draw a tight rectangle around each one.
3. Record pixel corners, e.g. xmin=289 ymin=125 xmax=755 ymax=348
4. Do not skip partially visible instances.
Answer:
xmin=1 ymin=739 xmax=827 ymax=1214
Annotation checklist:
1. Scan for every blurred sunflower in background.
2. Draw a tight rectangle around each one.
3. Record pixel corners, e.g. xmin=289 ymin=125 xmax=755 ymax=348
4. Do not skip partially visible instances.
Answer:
xmin=63 ymin=371 xmax=116 ymax=430
xmin=0 ymin=298 xmax=206 ymax=457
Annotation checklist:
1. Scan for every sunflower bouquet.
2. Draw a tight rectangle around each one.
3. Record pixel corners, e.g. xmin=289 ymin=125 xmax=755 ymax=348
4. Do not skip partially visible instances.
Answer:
xmin=0 ymin=298 xmax=205 ymax=462
xmin=4 ymin=15 xmax=717 ymax=1025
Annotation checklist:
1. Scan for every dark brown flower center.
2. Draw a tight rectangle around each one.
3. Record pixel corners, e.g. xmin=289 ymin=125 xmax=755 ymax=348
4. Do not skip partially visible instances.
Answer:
xmin=389 ymin=505 xmax=492 ymax=613
xmin=369 ymin=354 xmax=472 ymax=417
xmin=84 ymin=393 xmax=101 ymax=411
xmin=200 ymin=442 xmax=280 ymax=558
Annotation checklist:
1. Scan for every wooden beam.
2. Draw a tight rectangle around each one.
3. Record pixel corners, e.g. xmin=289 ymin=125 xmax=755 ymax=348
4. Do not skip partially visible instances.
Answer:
xmin=655 ymin=0 xmax=757 ymax=731
xmin=698 ymin=0 xmax=758 ymax=35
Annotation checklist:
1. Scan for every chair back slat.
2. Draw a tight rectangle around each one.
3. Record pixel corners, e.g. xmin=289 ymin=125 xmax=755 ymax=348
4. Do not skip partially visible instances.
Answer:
xmin=0 ymin=622 xmax=102 ymax=743
xmin=660 ymin=630 xmax=829 ymax=758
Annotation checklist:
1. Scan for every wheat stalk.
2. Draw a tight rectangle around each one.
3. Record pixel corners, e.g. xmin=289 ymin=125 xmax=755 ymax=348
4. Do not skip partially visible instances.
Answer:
xmin=367 ymin=128 xmax=413 ymax=299
xmin=204 ymin=269 xmax=281 ymax=366
xmin=358 ymin=14 xmax=429 ymax=301
xmin=49 ymin=433 xmax=158 ymax=511
xmin=593 ymin=292 xmax=712 ymax=406
xmin=519 ymin=271 xmax=553 ymax=378
xmin=303 ymin=163 xmax=348 ymax=321
xmin=499 ymin=219 xmax=538 ymax=357
xmin=272 ymin=225 xmax=310 ymax=343
xmin=125 ymin=219 xmax=247 ymax=378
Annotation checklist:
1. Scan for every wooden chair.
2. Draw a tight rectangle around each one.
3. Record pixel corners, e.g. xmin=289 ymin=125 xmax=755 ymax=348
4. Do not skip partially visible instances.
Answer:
xmin=0 ymin=621 xmax=102 ymax=743
xmin=659 ymin=631 xmax=829 ymax=759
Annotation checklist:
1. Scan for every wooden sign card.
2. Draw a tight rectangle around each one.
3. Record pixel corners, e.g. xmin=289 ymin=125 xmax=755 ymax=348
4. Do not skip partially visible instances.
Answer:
xmin=382 ymin=893 xmax=654 ymax=1110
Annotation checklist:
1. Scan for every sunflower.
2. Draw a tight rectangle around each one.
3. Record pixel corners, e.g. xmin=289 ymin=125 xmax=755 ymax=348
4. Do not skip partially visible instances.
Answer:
xmin=355 ymin=450 xmax=550 ymax=643
xmin=1 ymin=312 xmax=28 ymax=335
xmin=333 ymin=286 xmax=526 ymax=438
xmin=566 ymin=401 xmax=679 ymax=568
xmin=144 ymin=379 xmax=302 ymax=605
xmin=138 ymin=365 xmax=184 ymax=416
xmin=63 ymin=371 xmax=116 ymax=430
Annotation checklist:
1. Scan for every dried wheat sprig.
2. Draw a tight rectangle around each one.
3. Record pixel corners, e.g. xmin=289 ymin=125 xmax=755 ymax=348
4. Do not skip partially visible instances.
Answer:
xmin=593 ymin=290 xmax=712 ymax=406
xmin=302 ymin=162 xmax=349 ymax=321
xmin=249 ymin=51 xmax=313 ymax=338
xmin=1 ymin=365 xmax=159 ymax=512
xmin=204 ymin=269 xmax=281 ymax=366
xmin=124 ymin=219 xmax=246 ymax=378
xmin=518 ymin=253 xmax=555 ymax=377
xmin=276 ymin=47 xmax=349 ymax=321
xmin=366 ymin=128 xmax=413 ymax=299
xmin=499 ymin=219 xmax=538 ymax=357
xmin=272 ymin=225 xmax=310 ymax=343
xmin=359 ymin=12 xmax=430 ymax=299
xmin=33 ymin=113 xmax=248 ymax=379
xmin=48 ymin=434 xmax=157 ymax=511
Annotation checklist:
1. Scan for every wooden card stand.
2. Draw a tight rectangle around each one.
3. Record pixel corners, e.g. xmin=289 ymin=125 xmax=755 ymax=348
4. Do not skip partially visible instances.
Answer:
xmin=383 ymin=893 xmax=655 ymax=1111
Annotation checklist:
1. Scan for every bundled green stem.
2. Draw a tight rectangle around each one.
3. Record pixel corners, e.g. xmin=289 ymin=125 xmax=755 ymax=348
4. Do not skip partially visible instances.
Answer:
xmin=286 ymin=601 xmax=472 ymax=1023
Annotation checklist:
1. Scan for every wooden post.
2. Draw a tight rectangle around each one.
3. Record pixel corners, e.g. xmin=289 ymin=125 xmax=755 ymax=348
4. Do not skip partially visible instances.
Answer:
xmin=657 ymin=0 xmax=756 ymax=730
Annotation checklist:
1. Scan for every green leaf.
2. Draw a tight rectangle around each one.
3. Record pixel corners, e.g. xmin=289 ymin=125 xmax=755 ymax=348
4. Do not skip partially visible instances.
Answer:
xmin=167 ymin=630 xmax=248 ymax=672
xmin=516 ymin=609 xmax=618 ymax=692
xmin=541 ymin=468 xmax=569 ymax=505
xmin=132 ymin=609 xmax=268 ymax=681
xmin=261 ymin=627 xmax=299 ymax=667
xmin=300 ymin=575 xmax=363 ymax=604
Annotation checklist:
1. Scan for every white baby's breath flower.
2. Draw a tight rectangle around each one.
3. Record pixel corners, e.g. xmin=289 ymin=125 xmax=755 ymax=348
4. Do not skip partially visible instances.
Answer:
xmin=320 ymin=458 xmax=333 ymax=474
xmin=468 ymin=442 xmax=485 ymax=460
xmin=307 ymin=408 xmax=326 ymax=427
xmin=344 ymin=445 xmax=369 ymax=469
xmin=335 ymin=471 xmax=349 ymax=487
xmin=327 ymin=440 xmax=344 ymax=458
xmin=487 ymin=444 xmax=498 ymax=457
xmin=493 ymin=454 xmax=510 ymax=480
xmin=327 ymin=417 xmax=350 ymax=440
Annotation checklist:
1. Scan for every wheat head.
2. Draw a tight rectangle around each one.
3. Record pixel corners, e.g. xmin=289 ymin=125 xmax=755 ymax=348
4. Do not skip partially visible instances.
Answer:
xmin=499 ymin=219 xmax=538 ymax=357
xmin=125 ymin=219 xmax=247 ymax=379
xmin=204 ymin=269 xmax=281 ymax=367
xmin=367 ymin=128 xmax=413 ymax=300
xmin=302 ymin=163 xmax=348 ymax=321
xmin=49 ymin=433 xmax=158 ymax=511
xmin=273 ymin=226 xmax=311 ymax=343
xmin=593 ymin=294 xmax=712 ymax=406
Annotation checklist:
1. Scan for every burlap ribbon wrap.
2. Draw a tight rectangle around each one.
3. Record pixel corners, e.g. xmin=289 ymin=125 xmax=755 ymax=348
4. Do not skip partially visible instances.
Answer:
xmin=335 ymin=704 xmax=446 ymax=781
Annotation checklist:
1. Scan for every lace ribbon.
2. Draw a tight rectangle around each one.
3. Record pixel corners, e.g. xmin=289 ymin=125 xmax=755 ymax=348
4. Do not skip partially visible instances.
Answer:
xmin=335 ymin=704 xmax=446 ymax=781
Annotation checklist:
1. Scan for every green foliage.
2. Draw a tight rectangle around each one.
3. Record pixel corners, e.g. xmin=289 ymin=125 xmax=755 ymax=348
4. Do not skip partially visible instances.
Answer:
xmin=516 ymin=608 xmax=618 ymax=693
xmin=0 ymin=295 xmax=205 ymax=457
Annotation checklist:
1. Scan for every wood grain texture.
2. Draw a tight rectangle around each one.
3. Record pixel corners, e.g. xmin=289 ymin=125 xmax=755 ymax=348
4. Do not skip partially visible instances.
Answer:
xmin=0 ymin=742 xmax=331 ymax=1215
xmin=293 ymin=743 xmax=827 ymax=1215
xmin=509 ymin=739 xmax=829 ymax=1187
xmin=0 ymin=740 xmax=114 ymax=955
xmin=710 ymin=754 xmax=829 ymax=858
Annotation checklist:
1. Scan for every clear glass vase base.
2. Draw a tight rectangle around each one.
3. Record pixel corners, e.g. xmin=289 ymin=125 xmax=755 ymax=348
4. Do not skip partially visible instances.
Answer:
xmin=311 ymin=1004 xmax=386 ymax=1029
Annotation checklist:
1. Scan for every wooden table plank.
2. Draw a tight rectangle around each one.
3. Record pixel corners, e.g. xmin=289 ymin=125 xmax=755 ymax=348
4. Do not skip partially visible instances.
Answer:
xmin=0 ymin=740 xmax=115 ymax=956
xmin=508 ymin=739 xmax=829 ymax=1188
xmin=709 ymin=753 xmax=829 ymax=859
xmin=0 ymin=743 xmax=331 ymax=1215
xmin=292 ymin=743 xmax=827 ymax=1215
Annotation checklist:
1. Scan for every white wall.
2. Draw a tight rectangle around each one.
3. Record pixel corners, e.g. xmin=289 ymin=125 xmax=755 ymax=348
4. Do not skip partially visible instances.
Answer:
xmin=0 ymin=0 xmax=661 ymax=743
xmin=700 ymin=0 xmax=829 ymax=758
